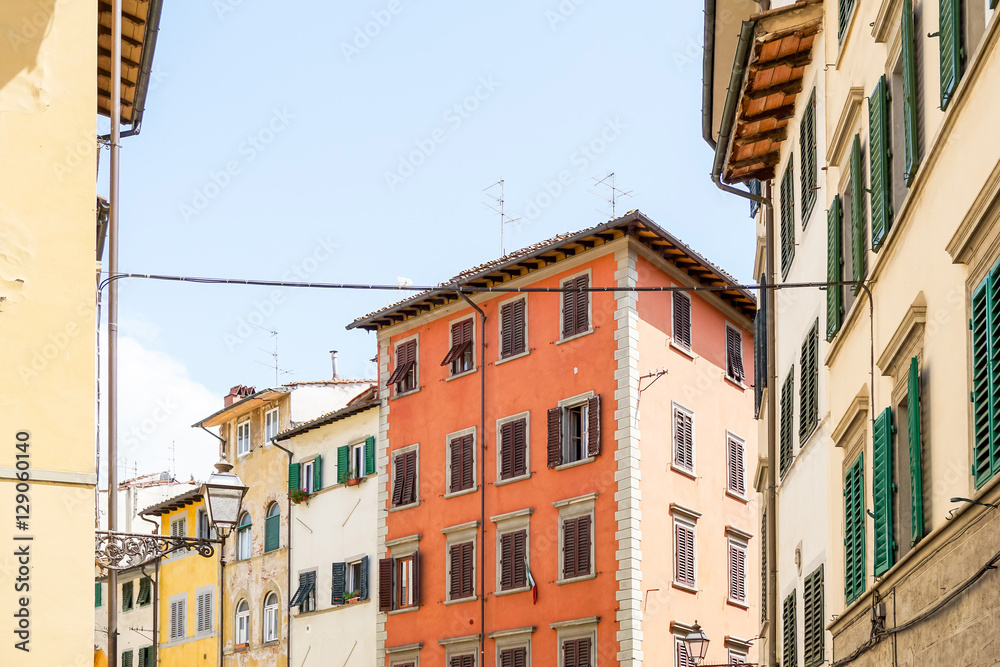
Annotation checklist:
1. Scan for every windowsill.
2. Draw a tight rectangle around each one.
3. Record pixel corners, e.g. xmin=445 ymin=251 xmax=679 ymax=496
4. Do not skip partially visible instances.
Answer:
xmin=388 ymin=501 xmax=421 ymax=513
xmin=444 ymin=596 xmax=478 ymax=606
xmin=724 ymin=375 xmax=747 ymax=391
xmin=556 ymin=328 xmax=595 ymax=345
xmin=391 ymin=387 xmax=421 ymax=401
xmin=387 ymin=605 xmax=420 ymax=615
xmin=555 ymin=456 xmax=596 ymax=471
xmin=332 ymin=598 xmax=371 ymax=610
xmin=494 ymin=586 xmax=531 ymax=597
xmin=670 ymin=341 xmax=695 ymax=359
xmin=445 ymin=367 xmax=478 ymax=382
xmin=672 ymin=581 xmax=698 ymax=594
xmin=556 ymin=572 xmax=596 ymax=586
xmin=332 ymin=472 xmax=376 ymax=489
xmin=671 ymin=464 xmax=696 ymax=480
xmin=234 ymin=643 xmax=249 ymax=652
xmin=726 ymin=489 xmax=749 ymax=504
xmin=495 ymin=350 xmax=530 ymax=366
xmin=444 ymin=486 xmax=478 ymax=500
xmin=495 ymin=473 xmax=531 ymax=487
xmin=261 ymin=640 xmax=280 ymax=647
xmin=727 ymin=598 xmax=750 ymax=610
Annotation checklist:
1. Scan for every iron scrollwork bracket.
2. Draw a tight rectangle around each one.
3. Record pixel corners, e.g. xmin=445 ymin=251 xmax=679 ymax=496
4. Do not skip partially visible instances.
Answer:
xmin=95 ymin=531 xmax=218 ymax=571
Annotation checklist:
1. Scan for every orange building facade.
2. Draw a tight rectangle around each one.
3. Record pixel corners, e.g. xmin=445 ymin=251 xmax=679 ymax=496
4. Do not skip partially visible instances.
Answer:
xmin=349 ymin=211 xmax=759 ymax=667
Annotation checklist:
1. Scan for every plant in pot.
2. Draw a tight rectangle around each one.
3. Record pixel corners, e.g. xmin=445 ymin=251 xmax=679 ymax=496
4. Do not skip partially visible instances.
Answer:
xmin=345 ymin=590 xmax=360 ymax=603
xmin=288 ymin=487 xmax=310 ymax=505
xmin=346 ymin=464 xmax=361 ymax=486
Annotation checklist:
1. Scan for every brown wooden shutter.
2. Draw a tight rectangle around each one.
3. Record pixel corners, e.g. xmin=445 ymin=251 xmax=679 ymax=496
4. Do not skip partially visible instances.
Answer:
xmin=512 ymin=418 xmax=527 ymax=477
xmin=461 ymin=436 xmax=474 ymax=490
xmin=578 ymin=637 xmax=592 ymax=667
xmin=391 ymin=454 xmax=405 ymax=506
xmin=442 ymin=321 xmax=472 ymax=366
xmin=574 ymin=275 xmax=589 ymax=333
xmin=674 ymin=408 xmax=693 ymax=470
xmin=449 ymin=438 xmax=462 ymax=493
xmin=587 ymin=395 xmax=601 ymax=456
xmin=563 ymin=518 xmax=578 ymax=578
xmin=500 ymin=422 xmax=514 ymax=480
xmin=727 ymin=327 xmax=745 ymax=381
xmin=562 ymin=281 xmax=576 ymax=338
xmin=513 ymin=647 xmax=527 ymax=667
xmin=577 ymin=515 xmax=592 ymax=576
xmin=676 ymin=523 xmax=695 ymax=586
xmin=500 ymin=302 xmax=514 ymax=358
xmin=500 ymin=532 xmax=514 ymax=590
xmin=564 ymin=639 xmax=578 ymax=667
xmin=512 ymin=298 xmax=526 ymax=354
xmin=400 ymin=451 xmax=416 ymax=504
xmin=728 ymin=436 xmax=745 ymax=496
xmin=673 ymin=291 xmax=692 ymax=348
xmin=411 ymin=550 xmax=420 ymax=606
xmin=512 ymin=530 xmax=527 ymax=588
xmin=378 ymin=558 xmax=394 ymax=611
xmin=547 ymin=407 xmax=563 ymax=467
xmin=449 ymin=545 xmax=461 ymax=599
xmin=461 ymin=542 xmax=473 ymax=598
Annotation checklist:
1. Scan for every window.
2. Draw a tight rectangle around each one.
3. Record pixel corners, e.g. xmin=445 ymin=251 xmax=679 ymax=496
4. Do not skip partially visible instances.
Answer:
xmin=779 ymin=368 xmax=795 ymax=478
xmin=673 ymin=519 xmax=696 ymax=589
xmin=499 ymin=646 xmax=528 ymax=667
xmin=898 ymin=1 xmax=922 ymax=188
xmin=728 ymin=539 xmax=748 ymax=605
xmin=846 ymin=134 xmax=866 ymax=312
xmin=235 ymin=599 xmax=249 ymax=645
xmin=263 ymin=592 xmax=279 ymax=643
xmin=170 ymin=515 xmax=187 ymax=539
xmin=121 ymin=650 xmax=133 ymax=667
xmin=780 ymin=159 xmax=795 ymax=278
xmin=450 ymin=655 xmax=476 ymax=667
xmin=560 ymin=273 xmax=590 ymax=339
xmin=872 ymin=407 xmax=896 ymax=576
xmin=561 ymin=515 xmax=593 ymax=580
xmin=237 ymin=512 xmax=252 ymax=561
xmin=449 ymin=542 xmax=475 ymax=601
xmin=387 ymin=338 xmax=418 ymax=394
xmin=561 ymin=637 xmax=592 ymax=667
xmin=725 ymin=325 xmax=745 ymax=384
xmin=500 ymin=297 xmax=527 ymax=359
xmin=870 ymin=75 xmax=893 ymax=252
xmin=844 ymin=453 xmax=866 ymax=604
xmin=498 ymin=416 xmax=528 ymax=482
xmin=672 ymin=291 xmax=692 ymax=350
xmin=397 ymin=555 xmax=416 ymax=608
xmin=727 ymin=433 xmax=746 ymax=498
xmin=448 ymin=431 xmax=475 ymax=494
xmin=783 ymin=591 xmax=798 ymax=667
xmin=443 ymin=318 xmax=475 ymax=375
xmin=137 ymin=646 xmax=154 ymax=667
xmin=799 ymin=321 xmax=819 ymax=442
xmin=940 ymin=0 xmax=964 ymax=109
xmin=137 ymin=576 xmax=152 ymax=607
xmin=122 ymin=580 xmax=134 ymax=611
xmin=799 ymin=88 xmax=817 ymax=225
xmin=264 ymin=502 xmax=280 ymax=553
xmin=237 ymin=419 xmax=250 ymax=456
xmin=289 ymin=571 xmax=317 ymax=613
xmin=803 ymin=565 xmax=825 ymax=667
xmin=195 ymin=586 xmax=213 ymax=635
xmin=378 ymin=548 xmax=420 ymax=611
xmin=333 ymin=555 xmax=370 ymax=604
xmin=197 ymin=508 xmax=216 ymax=540
xmin=169 ymin=593 xmax=186 ymax=642
xmin=264 ymin=407 xmax=279 ymax=444
xmin=391 ymin=448 xmax=418 ymax=507
xmin=547 ymin=395 xmax=601 ymax=467
xmin=971 ymin=266 xmax=1000 ymax=488
xmin=827 ymin=194 xmax=845 ymax=341
xmin=672 ymin=404 xmax=694 ymax=474
xmin=338 ymin=437 xmax=375 ymax=483
xmin=301 ymin=458 xmax=319 ymax=494
xmin=95 ymin=582 xmax=102 ymax=608
xmin=499 ymin=529 xmax=528 ymax=591
xmin=674 ymin=636 xmax=693 ymax=667
xmin=728 ymin=649 xmax=748 ymax=665
xmin=838 ymin=0 xmax=856 ymax=40
xmin=893 ymin=357 xmax=925 ymax=555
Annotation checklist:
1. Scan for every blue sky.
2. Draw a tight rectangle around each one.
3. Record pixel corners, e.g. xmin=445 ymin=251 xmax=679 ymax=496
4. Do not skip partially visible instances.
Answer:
xmin=98 ymin=0 xmax=754 ymax=482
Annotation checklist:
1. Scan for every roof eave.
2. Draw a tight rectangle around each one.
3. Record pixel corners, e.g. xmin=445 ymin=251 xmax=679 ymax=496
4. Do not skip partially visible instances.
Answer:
xmin=192 ymin=388 xmax=289 ymax=429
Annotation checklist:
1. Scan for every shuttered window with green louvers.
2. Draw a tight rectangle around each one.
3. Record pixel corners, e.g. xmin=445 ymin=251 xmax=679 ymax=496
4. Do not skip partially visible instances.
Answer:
xmin=869 ymin=76 xmax=893 ymax=252
xmin=264 ymin=503 xmax=280 ymax=553
xmin=939 ymin=0 xmax=963 ymax=110
xmin=781 ymin=160 xmax=796 ymax=278
xmin=337 ymin=444 xmax=350 ymax=484
xmin=901 ymin=0 xmax=920 ymax=185
xmin=288 ymin=462 xmax=300 ymax=492
xmin=850 ymin=135 xmax=866 ymax=287
xmin=803 ymin=565 xmax=825 ymax=667
xmin=312 ymin=455 xmax=322 ymax=491
xmin=873 ymin=407 xmax=896 ymax=576
xmin=970 ymin=263 xmax=1000 ymax=488
xmin=780 ymin=368 xmax=795 ymax=479
xmin=827 ymin=195 xmax=845 ymax=341
xmin=844 ymin=453 xmax=866 ymax=604
xmin=96 ymin=582 xmax=102 ymax=607
xmin=122 ymin=580 xmax=134 ymax=611
xmin=800 ymin=89 xmax=818 ymax=226
xmin=799 ymin=321 xmax=819 ymax=441
xmin=839 ymin=0 xmax=856 ymax=41
xmin=908 ymin=357 xmax=925 ymax=543
xmin=121 ymin=650 xmax=134 ymax=667
xmin=783 ymin=591 xmax=798 ymax=667
xmin=365 ymin=436 xmax=376 ymax=476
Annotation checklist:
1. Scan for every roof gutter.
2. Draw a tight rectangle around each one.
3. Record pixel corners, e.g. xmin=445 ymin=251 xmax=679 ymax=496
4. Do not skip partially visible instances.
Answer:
xmin=702 ymin=0 xmax=718 ymax=149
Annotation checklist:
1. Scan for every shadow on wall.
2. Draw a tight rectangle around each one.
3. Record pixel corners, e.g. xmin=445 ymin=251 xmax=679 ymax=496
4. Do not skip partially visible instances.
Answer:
xmin=0 ymin=0 xmax=57 ymax=97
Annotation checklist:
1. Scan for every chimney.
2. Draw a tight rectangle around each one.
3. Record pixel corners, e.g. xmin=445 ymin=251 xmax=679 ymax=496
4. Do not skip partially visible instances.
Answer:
xmin=224 ymin=384 xmax=255 ymax=407
xmin=330 ymin=350 xmax=340 ymax=381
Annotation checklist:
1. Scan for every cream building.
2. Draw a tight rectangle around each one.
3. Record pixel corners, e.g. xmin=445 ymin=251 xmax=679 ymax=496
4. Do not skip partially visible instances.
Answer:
xmin=274 ymin=386 xmax=379 ymax=667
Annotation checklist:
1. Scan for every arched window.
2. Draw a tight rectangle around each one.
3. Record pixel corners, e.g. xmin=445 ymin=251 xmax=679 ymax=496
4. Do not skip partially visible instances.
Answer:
xmin=235 ymin=599 xmax=250 ymax=646
xmin=237 ymin=512 xmax=252 ymax=560
xmin=264 ymin=503 xmax=280 ymax=553
xmin=262 ymin=592 xmax=279 ymax=643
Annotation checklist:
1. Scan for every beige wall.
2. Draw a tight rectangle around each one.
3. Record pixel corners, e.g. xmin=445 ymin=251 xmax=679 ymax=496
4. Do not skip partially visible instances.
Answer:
xmin=0 ymin=0 xmax=97 ymax=664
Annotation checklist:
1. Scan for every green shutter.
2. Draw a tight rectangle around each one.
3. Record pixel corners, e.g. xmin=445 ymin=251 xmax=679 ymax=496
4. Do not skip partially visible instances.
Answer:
xmin=799 ymin=321 xmax=819 ymax=441
xmin=870 ymin=76 xmax=893 ymax=252
xmin=939 ymin=0 xmax=963 ymax=110
xmin=781 ymin=159 xmax=796 ymax=279
xmin=901 ymin=0 xmax=919 ymax=185
xmin=803 ymin=565 xmax=825 ymax=667
xmin=96 ymin=582 xmax=102 ymax=607
xmin=844 ymin=453 xmax=866 ymax=603
xmin=337 ymin=445 xmax=350 ymax=484
xmin=827 ymin=195 xmax=845 ymax=341
xmin=288 ymin=462 xmax=301 ymax=492
xmin=313 ymin=455 xmax=322 ymax=491
xmin=265 ymin=512 xmax=280 ymax=553
xmin=872 ymin=408 xmax=895 ymax=576
xmin=122 ymin=650 xmax=133 ymax=667
xmin=780 ymin=369 xmax=795 ymax=479
xmin=972 ymin=275 xmax=997 ymax=488
xmin=908 ymin=357 xmax=924 ymax=544
xmin=800 ymin=89 xmax=818 ymax=226
xmin=122 ymin=581 xmax=133 ymax=611
xmin=365 ymin=436 xmax=376 ymax=476
xmin=332 ymin=561 xmax=346 ymax=605
xmin=838 ymin=0 xmax=856 ymax=41
xmin=850 ymin=135 xmax=866 ymax=288
xmin=783 ymin=591 xmax=798 ymax=667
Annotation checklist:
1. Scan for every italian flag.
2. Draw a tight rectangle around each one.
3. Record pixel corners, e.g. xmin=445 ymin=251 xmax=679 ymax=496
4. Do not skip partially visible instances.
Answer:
xmin=525 ymin=559 xmax=537 ymax=604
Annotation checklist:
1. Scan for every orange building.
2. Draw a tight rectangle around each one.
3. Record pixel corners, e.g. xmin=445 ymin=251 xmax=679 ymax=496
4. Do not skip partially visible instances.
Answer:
xmin=348 ymin=211 xmax=759 ymax=667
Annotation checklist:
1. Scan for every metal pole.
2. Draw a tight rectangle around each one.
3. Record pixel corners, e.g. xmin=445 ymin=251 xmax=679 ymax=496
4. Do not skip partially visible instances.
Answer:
xmin=107 ymin=0 xmax=123 ymax=664
xmin=764 ymin=181 xmax=778 ymax=667
xmin=219 ymin=538 xmax=226 ymax=667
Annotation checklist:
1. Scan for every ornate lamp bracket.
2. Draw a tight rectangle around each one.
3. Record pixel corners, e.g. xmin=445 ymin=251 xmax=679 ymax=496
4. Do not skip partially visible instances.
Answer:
xmin=95 ymin=531 xmax=218 ymax=571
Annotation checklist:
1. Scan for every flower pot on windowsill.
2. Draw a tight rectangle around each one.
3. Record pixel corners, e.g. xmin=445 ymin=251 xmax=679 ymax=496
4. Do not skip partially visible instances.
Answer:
xmin=346 ymin=596 xmax=361 ymax=604
xmin=289 ymin=488 xmax=310 ymax=505
xmin=347 ymin=478 xmax=361 ymax=486
xmin=234 ymin=642 xmax=249 ymax=651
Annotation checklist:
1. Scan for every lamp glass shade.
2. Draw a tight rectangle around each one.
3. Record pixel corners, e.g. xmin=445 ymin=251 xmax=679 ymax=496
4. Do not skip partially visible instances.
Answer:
xmin=682 ymin=622 xmax=710 ymax=664
xmin=202 ymin=462 xmax=247 ymax=535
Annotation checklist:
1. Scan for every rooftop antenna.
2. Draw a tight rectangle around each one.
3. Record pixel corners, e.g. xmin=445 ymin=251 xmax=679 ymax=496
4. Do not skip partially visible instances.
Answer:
xmin=588 ymin=172 xmax=635 ymax=219
xmin=483 ymin=179 xmax=521 ymax=256
xmin=170 ymin=441 xmax=176 ymax=480
xmin=250 ymin=323 xmax=293 ymax=385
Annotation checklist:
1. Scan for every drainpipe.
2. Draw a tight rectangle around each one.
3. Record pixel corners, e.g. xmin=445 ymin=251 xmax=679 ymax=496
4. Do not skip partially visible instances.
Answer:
xmin=702 ymin=0 xmax=718 ymax=149
xmin=459 ymin=291 xmax=487 ymax=665
xmin=273 ymin=440 xmax=295 ymax=667
xmin=139 ymin=514 xmax=160 ymax=665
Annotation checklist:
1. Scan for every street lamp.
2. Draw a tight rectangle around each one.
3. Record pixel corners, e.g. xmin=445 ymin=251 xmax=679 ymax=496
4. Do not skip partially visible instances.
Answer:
xmin=202 ymin=460 xmax=249 ymax=539
xmin=683 ymin=621 xmax=711 ymax=666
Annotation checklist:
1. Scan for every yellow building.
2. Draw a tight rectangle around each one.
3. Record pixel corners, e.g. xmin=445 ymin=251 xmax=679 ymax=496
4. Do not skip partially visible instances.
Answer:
xmin=141 ymin=489 xmax=221 ymax=667
xmin=0 ymin=0 xmax=161 ymax=664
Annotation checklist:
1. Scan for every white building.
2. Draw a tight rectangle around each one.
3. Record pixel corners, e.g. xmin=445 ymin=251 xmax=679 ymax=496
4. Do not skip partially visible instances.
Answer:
xmin=276 ymin=386 xmax=379 ymax=667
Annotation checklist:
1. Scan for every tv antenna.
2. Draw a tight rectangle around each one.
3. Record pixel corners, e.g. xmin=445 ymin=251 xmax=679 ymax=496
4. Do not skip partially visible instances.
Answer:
xmin=483 ymin=179 xmax=521 ymax=256
xmin=251 ymin=324 xmax=293 ymax=385
xmin=588 ymin=172 xmax=634 ymax=219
